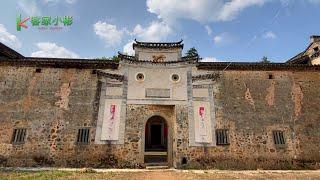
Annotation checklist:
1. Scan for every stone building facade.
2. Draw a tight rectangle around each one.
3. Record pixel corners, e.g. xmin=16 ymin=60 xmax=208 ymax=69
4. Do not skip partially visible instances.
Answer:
xmin=0 ymin=36 xmax=320 ymax=169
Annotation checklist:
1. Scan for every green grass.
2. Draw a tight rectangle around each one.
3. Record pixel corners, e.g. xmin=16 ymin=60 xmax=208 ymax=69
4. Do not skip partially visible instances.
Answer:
xmin=0 ymin=171 xmax=73 ymax=180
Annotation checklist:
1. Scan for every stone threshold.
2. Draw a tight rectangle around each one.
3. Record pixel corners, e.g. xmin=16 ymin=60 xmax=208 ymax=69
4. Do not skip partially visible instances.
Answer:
xmin=1 ymin=167 xmax=320 ymax=173
xmin=144 ymin=151 xmax=167 ymax=156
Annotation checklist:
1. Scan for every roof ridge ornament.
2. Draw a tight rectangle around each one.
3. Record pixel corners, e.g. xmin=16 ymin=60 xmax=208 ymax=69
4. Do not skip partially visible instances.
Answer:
xmin=118 ymin=51 xmax=136 ymax=60
xmin=132 ymin=39 xmax=184 ymax=49
xmin=134 ymin=39 xmax=183 ymax=44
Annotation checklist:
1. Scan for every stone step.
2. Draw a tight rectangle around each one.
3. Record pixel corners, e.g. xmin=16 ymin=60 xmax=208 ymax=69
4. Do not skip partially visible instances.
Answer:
xmin=145 ymin=162 xmax=169 ymax=169
xmin=146 ymin=165 xmax=169 ymax=170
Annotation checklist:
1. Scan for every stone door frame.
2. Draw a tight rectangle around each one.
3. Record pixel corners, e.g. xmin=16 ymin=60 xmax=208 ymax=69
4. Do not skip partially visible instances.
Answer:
xmin=141 ymin=113 xmax=173 ymax=166
xmin=145 ymin=116 xmax=167 ymax=151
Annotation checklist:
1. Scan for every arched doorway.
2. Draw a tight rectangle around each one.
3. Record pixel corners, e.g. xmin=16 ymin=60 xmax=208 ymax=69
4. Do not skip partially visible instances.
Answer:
xmin=144 ymin=115 xmax=168 ymax=163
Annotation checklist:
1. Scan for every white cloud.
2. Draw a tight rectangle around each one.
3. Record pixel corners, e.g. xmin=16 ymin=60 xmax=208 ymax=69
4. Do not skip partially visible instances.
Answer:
xmin=94 ymin=20 xmax=171 ymax=50
xmin=205 ymin=25 xmax=212 ymax=36
xmin=280 ymin=0 xmax=290 ymax=6
xmin=18 ymin=0 xmax=41 ymax=16
xmin=121 ymin=21 xmax=172 ymax=55
xmin=132 ymin=21 xmax=172 ymax=42
xmin=43 ymin=0 xmax=77 ymax=4
xmin=201 ymin=57 xmax=220 ymax=62
xmin=213 ymin=35 xmax=223 ymax=44
xmin=218 ymin=0 xmax=266 ymax=21
xmin=0 ymin=24 xmax=22 ymax=49
xmin=93 ymin=21 xmax=125 ymax=47
xmin=123 ymin=40 xmax=135 ymax=55
xmin=280 ymin=0 xmax=317 ymax=6
xmin=31 ymin=42 xmax=79 ymax=58
xmin=146 ymin=0 xmax=269 ymax=23
xmin=263 ymin=31 xmax=277 ymax=39
xmin=65 ymin=0 xmax=77 ymax=4
xmin=213 ymin=33 xmax=232 ymax=45
xmin=147 ymin=0 xmax=222 ymax=23
xmin=309 ymin=0 xmax=320 ymax=3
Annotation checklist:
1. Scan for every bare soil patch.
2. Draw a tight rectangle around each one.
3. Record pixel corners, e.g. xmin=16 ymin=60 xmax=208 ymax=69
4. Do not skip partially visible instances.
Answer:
xmin=0 ymin=170 xmax=320 ymax=180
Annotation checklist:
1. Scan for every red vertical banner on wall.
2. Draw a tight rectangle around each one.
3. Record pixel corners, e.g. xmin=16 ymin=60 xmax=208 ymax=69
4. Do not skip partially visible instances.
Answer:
xmin=199 ymin=106 xmax=207 ymax=137
xmin=194 ymin=102 xmax=212 ymax=143
xmin=199 ymin=106 xmax=205 ymax=118
xmin=110 ymin=105 xmax=116 ymax=119
xmin=107 ymin=105 xmax=116 ymax=139
xmin=101 ymin=100 xmax=121 ymax=141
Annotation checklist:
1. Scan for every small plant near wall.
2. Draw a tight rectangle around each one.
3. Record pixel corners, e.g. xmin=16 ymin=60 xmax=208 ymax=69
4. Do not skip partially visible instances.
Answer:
xmin=259 ymin=56 xmax=272 ymax=63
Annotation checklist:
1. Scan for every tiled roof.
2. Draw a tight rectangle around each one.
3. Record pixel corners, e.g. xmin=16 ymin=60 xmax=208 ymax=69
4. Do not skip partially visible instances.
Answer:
xmin=285 ymin=43 xmax=312 ymax=64
xmin=0 ymin=42 xmax=24 ymax=59
xmin=0 ymin=42 xmax=118 ymax=69
xmin=197 ymin=62 xmax=320 ymax=71
xmin=0 ymin=57 xmax=119 ymax=69
xmin=285 ymin=36 xmax=320 ymax=64
xmin=96 ymin=70 xmax=124 ymax=81
xmin=118 ymin=52 xmax=199 ymax=63
xmin=286 ymin=55 xmax=310 ymax=64
xmin=133 ymin=39 xmax=183 ymax=49
xmin=1 ymin=41 xmax=319 ymax=71
xmin=181 ymin=55 xmax=199 ymax=62
xmin=118 ymin=52 xmax=136 ymax=60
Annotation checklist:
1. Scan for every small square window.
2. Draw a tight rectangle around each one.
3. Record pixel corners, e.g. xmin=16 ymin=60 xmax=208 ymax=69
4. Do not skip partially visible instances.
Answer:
xmin=12 ymin=128 xmax=27 ymax=144
xmin=268 ymin=74 xmax=274 ymax=79
xmin=76 ymin=128 xmax=90 ymax=144
xmin=35 ymin=68 xmax=42 ymax=73
xmin=273 ymin=130 xmax=285 ymax=145
xmin=216 ymin=129 xmax=229 ymax=145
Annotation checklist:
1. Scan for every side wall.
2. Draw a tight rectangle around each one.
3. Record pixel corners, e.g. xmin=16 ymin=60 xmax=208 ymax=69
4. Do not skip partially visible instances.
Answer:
xmin=0 ymin=66 xmax=105 ymax=167
xmin=178 ymin=70 xmax=320 ymax=169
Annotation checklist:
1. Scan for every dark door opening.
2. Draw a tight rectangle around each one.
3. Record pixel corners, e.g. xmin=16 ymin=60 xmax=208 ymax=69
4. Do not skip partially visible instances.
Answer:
xmin=151 ymin=125 xmax=162 ymax=145
xmin=145 ymin=116 xmax=168 ymax=163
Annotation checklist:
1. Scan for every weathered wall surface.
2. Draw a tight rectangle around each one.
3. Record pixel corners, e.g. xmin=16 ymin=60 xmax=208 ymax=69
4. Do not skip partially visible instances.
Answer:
xmin=312 ymin=57 xmax=320 ymax=65
xmin=179 ymin=70 xmax=320 ymax=169
xmin=0 ymin=66 xmax=174 ymax=168
xmin=0 ymin=65 xmax=319 ymax=169
xmin=0 ymin=66 xmax=104 ymax=167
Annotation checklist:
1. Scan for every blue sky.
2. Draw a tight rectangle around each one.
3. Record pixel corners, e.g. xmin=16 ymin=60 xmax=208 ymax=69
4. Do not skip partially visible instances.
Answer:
xmin=0 ymin=0 xmax=319 ymax=62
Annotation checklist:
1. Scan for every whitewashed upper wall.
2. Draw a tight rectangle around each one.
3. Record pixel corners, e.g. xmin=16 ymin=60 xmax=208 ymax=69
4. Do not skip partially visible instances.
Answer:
xmin=126 ymin=65 xmax=188 ymax=102
xmin=311 ymin=57 xmax=320 ymax=65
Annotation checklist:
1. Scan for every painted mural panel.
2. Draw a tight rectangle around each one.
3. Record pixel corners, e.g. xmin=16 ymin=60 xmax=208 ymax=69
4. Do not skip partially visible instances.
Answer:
xmin=101 ymin=99 xmax=122 ymax=141
xmin=193 ymin=101 xmax=212 ymax=143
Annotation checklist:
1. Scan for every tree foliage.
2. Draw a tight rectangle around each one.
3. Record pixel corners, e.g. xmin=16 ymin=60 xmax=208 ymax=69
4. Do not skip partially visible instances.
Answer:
xmin=111 ymin=55 xmax=120 ymax=62
xmin=259 ymin=56 xmax=271 ymax=63
xmin=185 ymin=47 xmax=199 ymax=57
xmin=97 ymin=55 xmax=120 ymax=62
xmin=98 ymin=56 xmax=109 ymax=60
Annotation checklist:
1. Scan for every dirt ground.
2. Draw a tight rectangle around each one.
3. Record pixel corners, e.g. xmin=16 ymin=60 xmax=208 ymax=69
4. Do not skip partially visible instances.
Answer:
xmin=1 ymin=170 xmax=320 ymax=180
